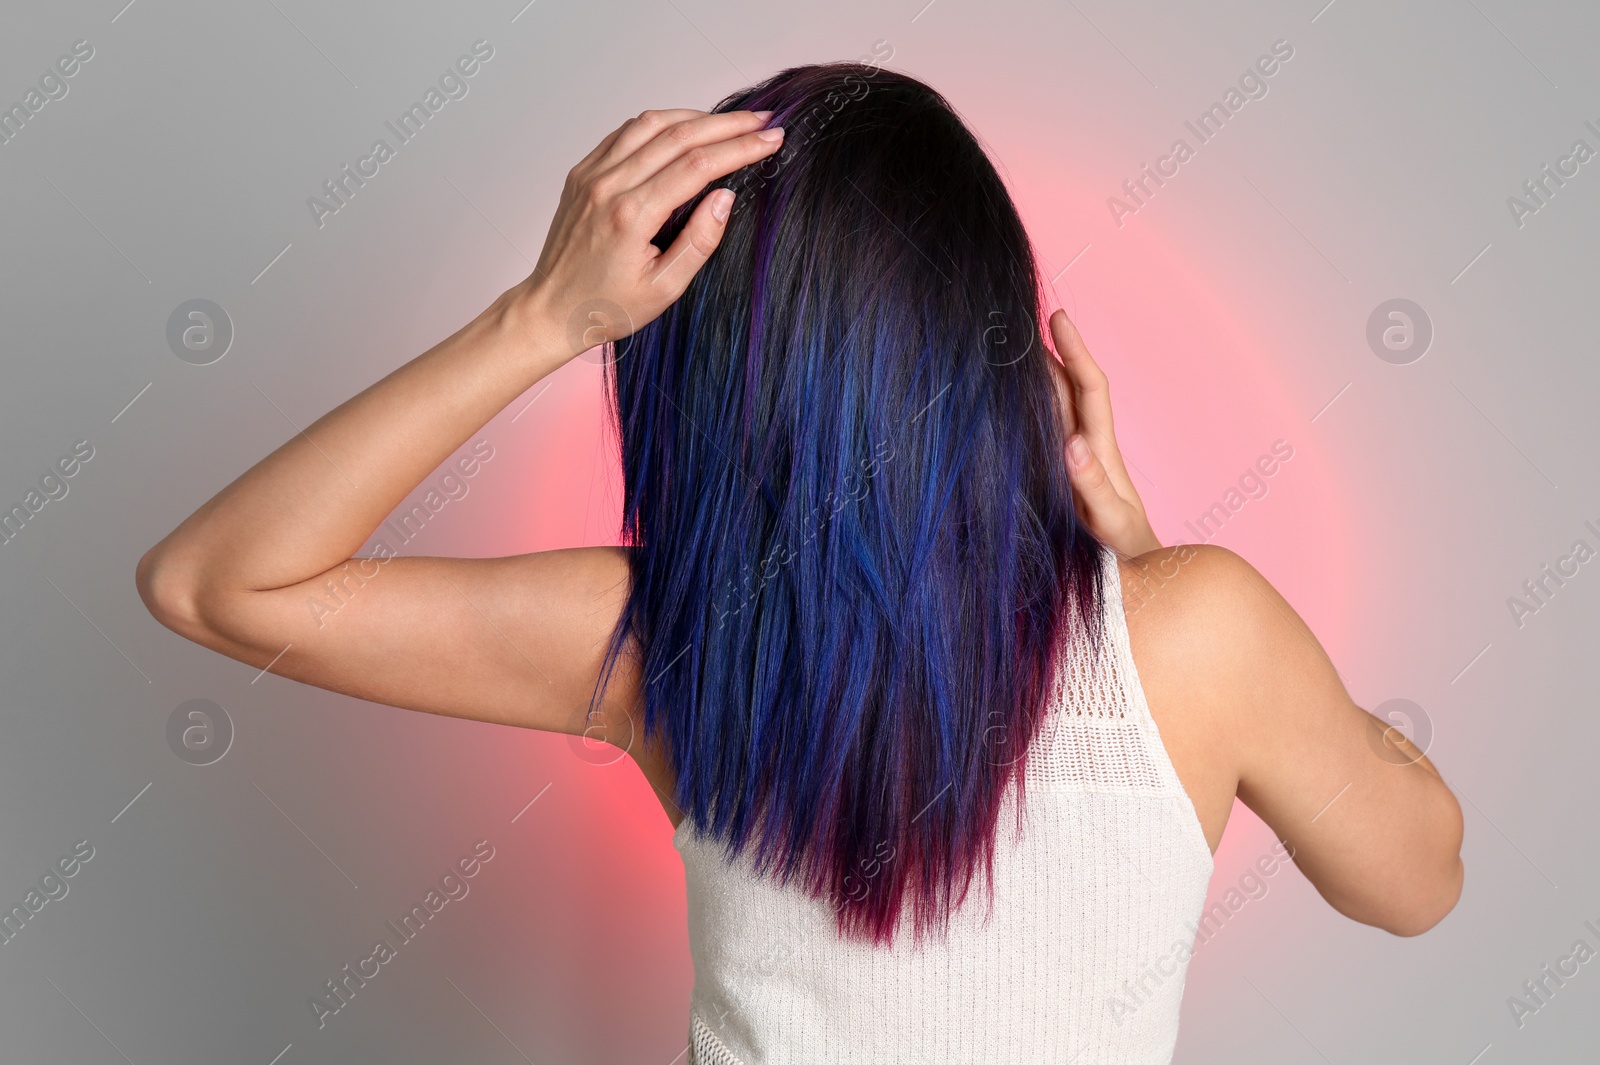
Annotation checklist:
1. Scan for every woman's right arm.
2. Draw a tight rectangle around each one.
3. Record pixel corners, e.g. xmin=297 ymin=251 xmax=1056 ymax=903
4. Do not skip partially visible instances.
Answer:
xmin=1139 ymin=544 xmax=1465 ymax=936
xmin=1039 ymin=312 xmax=1462 ymax=934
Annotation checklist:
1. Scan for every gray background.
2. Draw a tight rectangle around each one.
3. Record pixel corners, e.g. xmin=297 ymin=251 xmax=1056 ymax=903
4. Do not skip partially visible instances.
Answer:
xmin=1 ymin=0 xmax=1597 ymax=1062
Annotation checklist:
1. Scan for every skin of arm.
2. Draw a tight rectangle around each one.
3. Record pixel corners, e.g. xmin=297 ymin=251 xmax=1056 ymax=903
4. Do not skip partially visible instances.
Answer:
xmin=136 ymin=108 xmax=786 ymax=748
xmin=1124 ymin=543 xmax=1465 ymax=937
xmin=1047 ymin=322 xmax=1463 ymax=937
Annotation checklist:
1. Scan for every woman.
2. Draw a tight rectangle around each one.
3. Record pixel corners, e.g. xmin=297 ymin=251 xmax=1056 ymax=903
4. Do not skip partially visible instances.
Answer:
xmin=136 ymin=63 xmax=1463 ymax=1064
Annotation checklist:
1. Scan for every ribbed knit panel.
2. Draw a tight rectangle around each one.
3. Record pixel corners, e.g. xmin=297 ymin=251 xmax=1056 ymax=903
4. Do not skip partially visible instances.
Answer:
xmin=676 ymin=544 xmax=1215 ymax=1064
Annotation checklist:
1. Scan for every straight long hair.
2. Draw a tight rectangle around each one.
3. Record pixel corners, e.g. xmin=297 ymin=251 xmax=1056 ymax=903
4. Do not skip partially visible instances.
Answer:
xmin=594 ymin=62 xmax=1104 ymax=945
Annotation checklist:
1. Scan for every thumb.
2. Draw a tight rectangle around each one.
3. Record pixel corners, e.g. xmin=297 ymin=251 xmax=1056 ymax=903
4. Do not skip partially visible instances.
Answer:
xmin=1066 ymin=433 xmax=1126 ymax=531
xmin=649 ymin=187 xmax=735 ymax=298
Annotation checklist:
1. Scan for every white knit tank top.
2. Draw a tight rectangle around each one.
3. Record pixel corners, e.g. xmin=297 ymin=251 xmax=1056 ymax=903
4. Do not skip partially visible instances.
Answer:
xmin=674 ymin=544 xmax=1215 ymax=1064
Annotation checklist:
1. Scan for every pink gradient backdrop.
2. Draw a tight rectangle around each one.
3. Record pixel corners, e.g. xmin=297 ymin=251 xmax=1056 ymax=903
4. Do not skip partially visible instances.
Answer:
xmin=7 ymin=1 xmax=1588 ymax=1061
xmin=424 ymin=115 xmax=1370 ymax=1059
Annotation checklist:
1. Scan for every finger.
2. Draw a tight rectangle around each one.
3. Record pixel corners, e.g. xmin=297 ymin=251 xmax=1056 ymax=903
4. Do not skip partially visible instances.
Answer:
xmin=600 ymin=109 xmax=773 ymax=193
xmin=1065 ymin=432 xmax=1136 ymax=544
xmin=632 ymin=125 xmax=784 ymax=229
xmin=646 ymin=187 xmax=736 ymax=297
xmin=1050 ymin=309 xmax=1138 ymax=498
xmin=1044 ymin=343 xmax=1078 ymax=438
xmin=569 ymin=110 xmax=729 ymax=195
xmin=567 ymin=118 xmax=633 ymax=183
xmin=1049 ymin=309 xmax=1112 ymax=447
xmin=593 ymin=108 xmax=710 ymax=171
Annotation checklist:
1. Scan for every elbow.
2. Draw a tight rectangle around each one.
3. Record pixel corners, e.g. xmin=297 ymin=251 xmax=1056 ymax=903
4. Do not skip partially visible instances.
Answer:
xmin=1320 ymin=779 xmax=1465 ymax=937
xmin=1380 ymin=785 xmax=1466 ymax=937
xmin=135 ymin=545 xmax=211 ymax=640
xmin=1381 ymin=854 xmax=1464 ymax=937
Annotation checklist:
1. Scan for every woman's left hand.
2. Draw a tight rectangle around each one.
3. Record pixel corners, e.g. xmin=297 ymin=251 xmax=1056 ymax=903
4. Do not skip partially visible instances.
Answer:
xmin=510 ymin=108 xmax=785 ymax=360
xmin=1046 ymin=309 xmax=1162 ymax=557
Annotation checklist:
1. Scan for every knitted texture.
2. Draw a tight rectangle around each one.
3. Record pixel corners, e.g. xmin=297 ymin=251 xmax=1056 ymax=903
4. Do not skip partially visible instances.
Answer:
xmin=676 ymin=544 xmax=1215 ymax=1064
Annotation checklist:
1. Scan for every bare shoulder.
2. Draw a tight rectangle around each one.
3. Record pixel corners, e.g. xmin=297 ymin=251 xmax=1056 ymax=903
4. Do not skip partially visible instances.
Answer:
xmin=1115 ymin=543 xmax=1465 ymax=935
xmin=1116 ymin=543 xmax=1319 ymax=705
xmin=1113 ymin=544 xmax=1266 ymax=853
xmin=1118 ymin=543 xmax=1279 ymax=638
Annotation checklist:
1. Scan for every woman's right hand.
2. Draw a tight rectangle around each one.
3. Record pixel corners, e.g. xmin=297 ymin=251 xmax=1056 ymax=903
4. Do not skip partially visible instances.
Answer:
xmin=510 ymin=108 xmax=785 ymax=361
xmin=1046 ymin=309 xmax=1161 ymax=557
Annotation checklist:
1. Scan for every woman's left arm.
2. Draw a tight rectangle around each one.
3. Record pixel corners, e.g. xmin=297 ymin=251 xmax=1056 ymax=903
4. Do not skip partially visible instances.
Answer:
xmin=136 ymin=107 xmax=783 ymax=737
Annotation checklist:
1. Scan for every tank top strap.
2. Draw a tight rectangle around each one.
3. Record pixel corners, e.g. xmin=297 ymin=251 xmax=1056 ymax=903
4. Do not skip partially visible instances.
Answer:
xmin=1022 ymin=543 xmax=1192 ymax=800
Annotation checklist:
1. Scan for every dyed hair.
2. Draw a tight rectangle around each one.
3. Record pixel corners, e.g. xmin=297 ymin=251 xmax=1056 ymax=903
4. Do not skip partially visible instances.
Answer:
xmin=595 ymin=61 xmax=1104 ymax=945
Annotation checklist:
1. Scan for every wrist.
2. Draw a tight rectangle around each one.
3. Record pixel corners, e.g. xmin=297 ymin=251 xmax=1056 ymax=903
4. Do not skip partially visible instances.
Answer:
xmin=1120 ymin=520 xmax=1162 ymax=557
xmin=490 ymin=281 xmax=573 ymax=368
xmin=1131 ymin=531 xmax=1163 ymax=555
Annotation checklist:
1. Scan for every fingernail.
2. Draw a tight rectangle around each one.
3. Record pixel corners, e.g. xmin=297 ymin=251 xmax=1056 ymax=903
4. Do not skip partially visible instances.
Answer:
xmin=753 ymin=110 xmax=774 ymax=120
xmin=756 ymin=126 xmax=785 ymax=142
xmin=1067 ymin=434 xmax=1090 ymax=468
xmin=709 ymin=188 xmax=734 ymax=222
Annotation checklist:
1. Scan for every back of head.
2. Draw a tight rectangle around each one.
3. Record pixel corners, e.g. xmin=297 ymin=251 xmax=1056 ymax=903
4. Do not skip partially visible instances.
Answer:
xmin=598 ymin=61 xmax=1105 ymax=944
